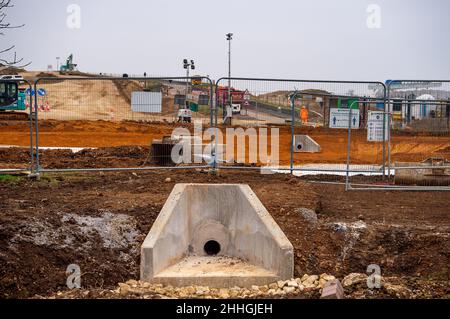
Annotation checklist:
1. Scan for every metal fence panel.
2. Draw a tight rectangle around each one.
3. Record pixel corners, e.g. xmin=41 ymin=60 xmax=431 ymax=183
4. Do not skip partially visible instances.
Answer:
xmin=32 ymin=76 xmax=214 ymax=173
xmin=213 ymin=77 xmax=387 ymax=185
xmin=0 ymin=78 xmax=34 ymax=173
xmin=344 ymin=102 xmax=389 ymax=190
xmin=384 ymin=80 xmax=450 ymax=190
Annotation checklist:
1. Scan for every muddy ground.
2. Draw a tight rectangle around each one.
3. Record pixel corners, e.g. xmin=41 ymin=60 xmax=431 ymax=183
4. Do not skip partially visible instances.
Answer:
xmin=0 ymin=167 xmax=449 ymax=299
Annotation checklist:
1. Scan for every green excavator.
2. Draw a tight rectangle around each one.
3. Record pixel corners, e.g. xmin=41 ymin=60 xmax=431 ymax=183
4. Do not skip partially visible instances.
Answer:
xmin=0 ymin=77 xmax=29 ymax=121
xmin=60 ymin=54 xmax=77 ymax=72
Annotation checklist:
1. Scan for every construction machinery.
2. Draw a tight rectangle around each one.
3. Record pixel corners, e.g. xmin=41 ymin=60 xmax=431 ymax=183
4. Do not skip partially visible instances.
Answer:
xmin=0 ymin=76 xmax=29 ymax=121
xmin=177 ymin=106 xmax=192 ymax=123
xmin=60 ymin=54 xmax=77 ymax=72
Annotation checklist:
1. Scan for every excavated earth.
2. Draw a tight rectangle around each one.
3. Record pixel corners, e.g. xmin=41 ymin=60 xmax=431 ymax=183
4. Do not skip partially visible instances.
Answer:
xmin=1 ymin=120 xmax=449 ymax=169
xmin=0 ymin=168 xmax=449 ymax=299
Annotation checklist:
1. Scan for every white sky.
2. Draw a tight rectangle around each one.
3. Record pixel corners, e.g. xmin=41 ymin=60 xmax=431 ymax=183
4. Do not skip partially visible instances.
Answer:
xmin=2 ymin=0 xmax=450 ymax=81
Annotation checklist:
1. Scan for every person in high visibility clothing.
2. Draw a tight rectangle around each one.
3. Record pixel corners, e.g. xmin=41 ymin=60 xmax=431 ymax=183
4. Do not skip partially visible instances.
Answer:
xmin=300 ymin=105 xmax=309 ymax=124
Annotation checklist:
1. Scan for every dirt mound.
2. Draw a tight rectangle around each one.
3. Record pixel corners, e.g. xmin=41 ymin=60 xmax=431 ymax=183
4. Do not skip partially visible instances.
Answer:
xmin=36 ymin=72 xmax=57 ymax=78
xmin=0 ymin=65 xmax=25 ymax=75
xmin=58 ymin=70 xmax=94 ymax=77
xmin=35 ymin=146 xmax=151 ymax=169
xmin=112 ymin=79 xmax=143 ymax=104
xmin=0 ymin=148 xmax=31 ymax=168
xmin=32 ymin=79 xmax=131 ymax=121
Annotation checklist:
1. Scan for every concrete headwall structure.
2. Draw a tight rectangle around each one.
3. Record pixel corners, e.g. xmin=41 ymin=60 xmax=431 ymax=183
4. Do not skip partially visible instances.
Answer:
xmin=293 ymin=135 xmax=321 ymax=153
xmin=140 ymin=184 xmax=294 ymax=288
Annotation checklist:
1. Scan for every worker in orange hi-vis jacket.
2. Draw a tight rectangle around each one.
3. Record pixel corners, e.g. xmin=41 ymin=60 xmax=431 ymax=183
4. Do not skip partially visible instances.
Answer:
xmin=300 ymin=106 xmax=309 ymax=124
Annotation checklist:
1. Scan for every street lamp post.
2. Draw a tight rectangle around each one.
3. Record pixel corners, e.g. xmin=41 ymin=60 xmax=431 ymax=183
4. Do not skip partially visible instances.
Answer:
xmin=56 ymin=57 xmax=60 ymax=71
xmin=226 ymin=33 xmax=233 ymax=107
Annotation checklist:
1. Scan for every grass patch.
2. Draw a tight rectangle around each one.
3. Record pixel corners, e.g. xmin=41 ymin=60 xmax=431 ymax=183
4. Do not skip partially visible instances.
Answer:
xmin=39 ymin=174 xmax=63 ymax=187
xmin=0 ymin=175 xmax=23 ymax=183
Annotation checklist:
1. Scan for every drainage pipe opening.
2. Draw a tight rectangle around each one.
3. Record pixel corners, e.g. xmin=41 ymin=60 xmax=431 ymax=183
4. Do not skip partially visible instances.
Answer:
xmin=204 ymin=240 xmax=221 ymax=256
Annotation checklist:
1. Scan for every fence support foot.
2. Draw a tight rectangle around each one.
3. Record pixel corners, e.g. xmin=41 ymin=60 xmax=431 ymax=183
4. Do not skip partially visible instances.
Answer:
xmin=207 ymin=168 xmax=218 ymax=176
xmin=27 ymin=173 xmax=41 ymax=181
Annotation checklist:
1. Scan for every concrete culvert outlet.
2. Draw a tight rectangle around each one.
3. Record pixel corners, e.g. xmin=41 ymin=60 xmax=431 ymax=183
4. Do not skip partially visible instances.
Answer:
xmin=293 ymin=135 xmax=321 ymax=153
xmin=140 ymin=184 xmax=294 ymax=288
xmin=204 ymin=240 xmax=221 ymax=256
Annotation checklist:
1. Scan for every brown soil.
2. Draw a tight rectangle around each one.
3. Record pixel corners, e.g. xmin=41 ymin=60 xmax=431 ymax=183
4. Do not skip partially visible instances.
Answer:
xmin=1 ymin=120 xmax=449 ymax=168
xmin=0 ymin=169 xmax=448 ymax=299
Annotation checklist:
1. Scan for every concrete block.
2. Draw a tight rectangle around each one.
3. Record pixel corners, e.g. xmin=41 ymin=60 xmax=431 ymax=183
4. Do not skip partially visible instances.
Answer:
xmin=320 ymin=279 xmax=344 ymax=299
xmin=140 ymin=184 xmax=294 ymax=288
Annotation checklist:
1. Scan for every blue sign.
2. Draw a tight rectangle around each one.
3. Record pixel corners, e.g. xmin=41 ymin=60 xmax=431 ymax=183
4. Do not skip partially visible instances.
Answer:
xmin=376 ymin=102 xmax=385 ymax=109
xmin=25 ymin=88 xmax=35 ymax=96
xmin=37 ymin=88 xmax=47 ymax=96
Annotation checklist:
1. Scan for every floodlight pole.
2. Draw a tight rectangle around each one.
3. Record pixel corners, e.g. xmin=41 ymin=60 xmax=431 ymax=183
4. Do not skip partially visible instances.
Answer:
xmin=227 ymin=33 xmax=233 ymax=106
xmin=186 ymin=66 xmax=190 ymax=98
xmin=183 ymin=59 xmax=195 ymax=105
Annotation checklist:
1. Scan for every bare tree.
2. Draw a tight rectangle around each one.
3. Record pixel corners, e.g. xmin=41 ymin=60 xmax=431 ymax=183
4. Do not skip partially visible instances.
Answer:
xmin=0 ymin=0 xmax=30 ymax=67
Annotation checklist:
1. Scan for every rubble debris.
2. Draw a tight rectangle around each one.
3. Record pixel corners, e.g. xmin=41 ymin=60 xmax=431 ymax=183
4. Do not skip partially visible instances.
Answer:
xmin=342 ymin=273 xmax=368 ymax=287
xmin=296 ymin=207 xmax=318 ymax=225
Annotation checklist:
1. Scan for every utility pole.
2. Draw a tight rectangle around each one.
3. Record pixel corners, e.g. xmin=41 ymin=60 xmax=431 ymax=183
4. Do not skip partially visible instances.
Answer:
xmin=226 ymin=33 xmax=233 ymax=107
